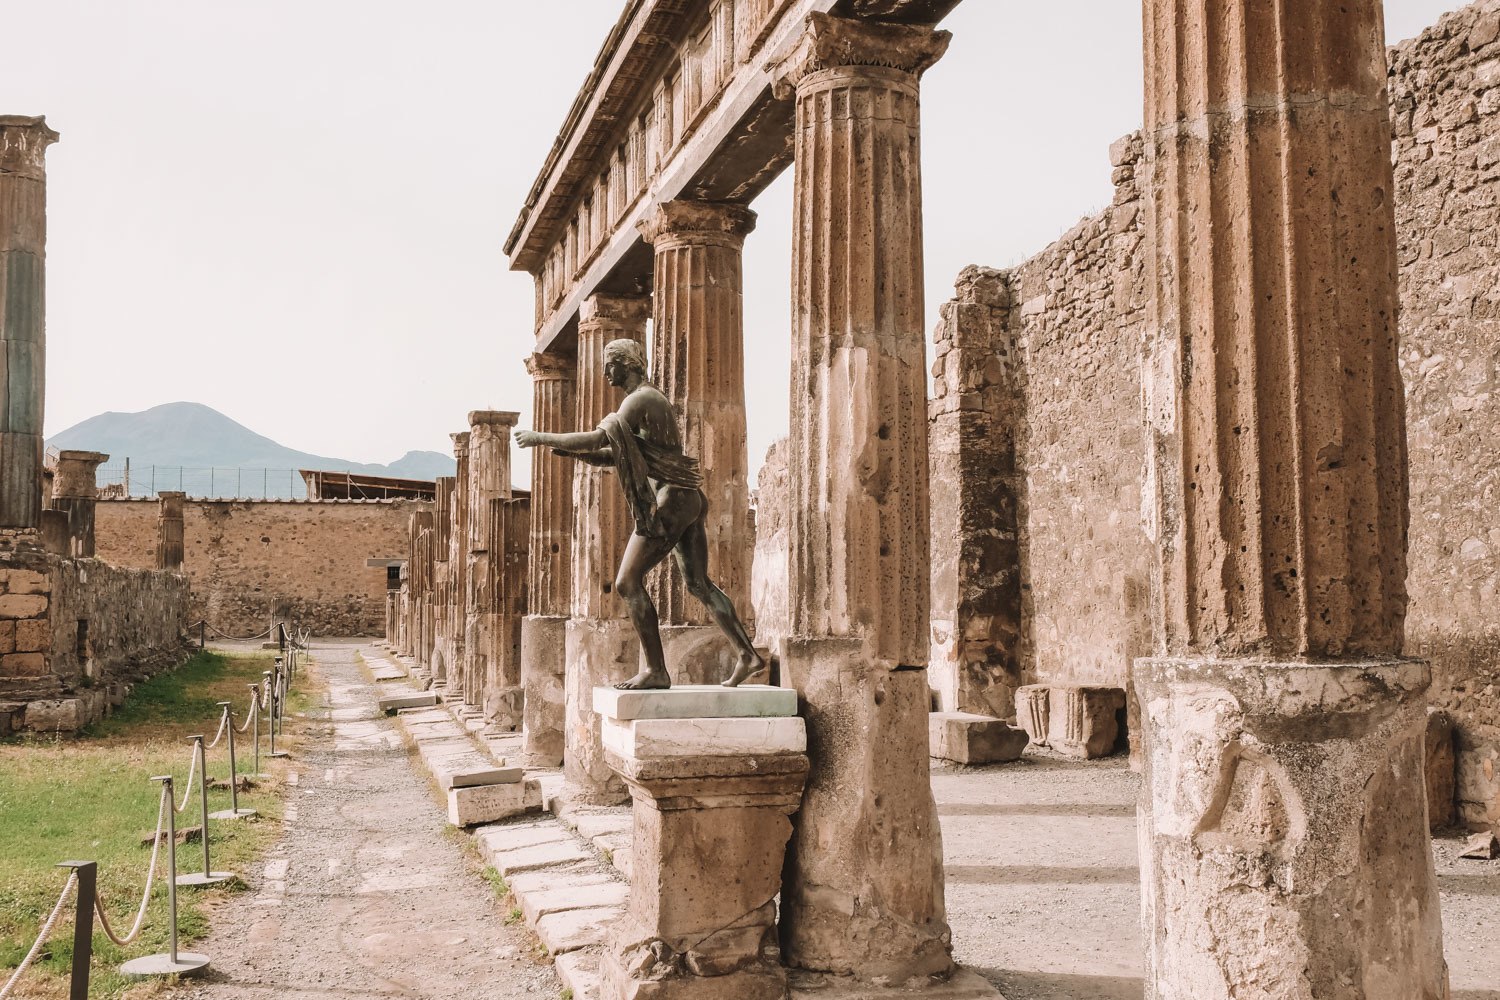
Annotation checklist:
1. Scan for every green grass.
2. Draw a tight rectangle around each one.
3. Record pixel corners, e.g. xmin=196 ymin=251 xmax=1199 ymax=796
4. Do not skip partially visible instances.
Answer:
xmin=0 ymin=649 xmax=312 ymax=998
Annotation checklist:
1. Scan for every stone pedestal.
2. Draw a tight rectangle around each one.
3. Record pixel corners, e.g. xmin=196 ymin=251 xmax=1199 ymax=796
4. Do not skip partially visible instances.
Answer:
xmin=564 ymin=618 xmax=637 ymax=804
xmin=522 ymin=613 xmax=568 ymax=766
xmin=596 ymin=685 xmax=807 ymax=1000
xmin=1136 ymin=658 xmax=1448 ymax=999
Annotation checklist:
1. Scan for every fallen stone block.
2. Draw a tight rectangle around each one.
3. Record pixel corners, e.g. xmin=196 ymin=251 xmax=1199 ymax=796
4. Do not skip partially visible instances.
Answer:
xmin=1015 ymin=685 xmax=1050 ymax=746
xmin=447 ymin=777 xmax=542 ymax=827
xmin=379 ymin=693 xmax=439 ymax=714
xmin=1047 ymin=686 xmax=1126 ymax=758
xmin=437 ymin=766 xmax=522 ymax=791
xmin=929 ymin=711 xmax=1030 ymax=764
xmin=1460 ymin=830 xmax=1499 ymax=860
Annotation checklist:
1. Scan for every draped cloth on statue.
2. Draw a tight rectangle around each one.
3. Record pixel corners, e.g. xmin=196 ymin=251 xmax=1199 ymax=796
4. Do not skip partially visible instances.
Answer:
xmin=598 ymin=411 xmax=702 ymax=538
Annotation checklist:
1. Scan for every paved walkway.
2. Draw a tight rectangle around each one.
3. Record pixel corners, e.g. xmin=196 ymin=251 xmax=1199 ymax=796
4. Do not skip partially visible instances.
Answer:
xmin=178 ymin=641 xmax=558 ymax=1000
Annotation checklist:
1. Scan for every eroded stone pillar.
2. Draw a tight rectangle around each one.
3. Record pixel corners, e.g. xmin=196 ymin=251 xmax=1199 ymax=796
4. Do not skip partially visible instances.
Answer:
xmin=566 ymin=293 xmax=649 ymax=804
xmin=432 ymin=476 xmax=456 ymax=687
xmin=156 ymin=491 xmax=186 ymax=571
xmin=51 ymin=450 xmax=108 ymax=558
xmin=639 ymin=200 xmax=755 ymax=684
xmin=465 ymin=411 xmax=520 ymax=727
xmin=522 ymin=352 xmax=576 ymax=766
xmin=0 ymin=117 xmax=59 ymax=532
xmin=493 ymin=495 xmax=530 ymax=732
xmin=770 ymin=15 xmax=954 ymax=980
xmin=1136 ymin=1 xmax=1448 ymax=996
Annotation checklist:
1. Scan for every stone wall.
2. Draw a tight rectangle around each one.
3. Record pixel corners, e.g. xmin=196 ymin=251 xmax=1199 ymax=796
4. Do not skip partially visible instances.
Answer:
xmin=1393 ymin=0 xmax=1500 ymax=827
xmin=94 ymin=498 xmax=422 ymax=637
xmin=924 ymin=0 xmax=1500 ymax=822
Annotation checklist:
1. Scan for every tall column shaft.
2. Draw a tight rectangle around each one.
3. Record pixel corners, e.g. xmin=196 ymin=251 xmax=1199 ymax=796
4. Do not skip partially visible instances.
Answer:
xmin=156 ymin=490 xmax=186 ymax=571
xmin=450 ymin=435 xmax=472 ymax=703
xmin=467 ymin=411 xmax=520 ymax=727
xmin=770 ymin=15 xmax=953 ymax=981
xmin=639 ymin=200 xmax=755 ymax=626
xmin=1136 ymin=2 xmax=1447 ymax=997
xmin=0 ymin=117 xmax=58 ymax=531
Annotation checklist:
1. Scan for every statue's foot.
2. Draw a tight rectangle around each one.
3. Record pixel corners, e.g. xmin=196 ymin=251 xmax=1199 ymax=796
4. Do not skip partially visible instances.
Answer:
xmin=615 ymin=668 xmax=671 ymax=691
xmin=721 ymin=651 xmax=767 ymax=688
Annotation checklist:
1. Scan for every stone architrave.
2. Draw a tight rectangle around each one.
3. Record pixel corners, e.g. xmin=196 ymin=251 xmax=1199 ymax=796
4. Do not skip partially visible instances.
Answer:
xmin=522 ymin=351 xmax=576 ymax=766
xmin=565 ymin=293 xmax=649 ymax=804
xmin=0 ymin=117 xmax=58 ymax=533
xmin=639 ymin=200 xmax=756 ymax=684
xmin=769 ymin=15 xmax=955 ymax=981
xmin=51 ymin=450 xmax=108 ymax=558
xmin=155 ymin=491 xmax=187 ymax=571
xmin=465 ymin=410 xmax=520 ymax=727
xmin=1135 ymin=1 xmax=1448 ymax=996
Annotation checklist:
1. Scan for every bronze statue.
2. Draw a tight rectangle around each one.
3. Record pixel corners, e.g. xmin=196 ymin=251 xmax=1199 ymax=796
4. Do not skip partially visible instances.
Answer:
xmin=514 ymin=339 xmax=766 ymax=690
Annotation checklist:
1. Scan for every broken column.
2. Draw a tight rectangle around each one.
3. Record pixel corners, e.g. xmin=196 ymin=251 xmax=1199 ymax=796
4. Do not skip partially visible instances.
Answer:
xmin=51 ymin=450 xmax=108 ymax=558
xmin=595 ymin=684 xmax=807 ymax=1000
xmin=639 ymin=200 xmax=756 ymax=685
xmin=1135 ymin=1 xmax=1448 ymax=995
xmin=566 ymin=293 xmax=649 ymax=804
xmin=0 ymin=117 xmax=59 ymax=535
xmin=155 ymin=491 xmax=186 ymax=571
xmin=465 ymin=410 xmax=520 ymax=728
xmin=522 ymin=351 xmax=576 ymax=767
xmin=770 ymin=15 xmax=954 ymax=980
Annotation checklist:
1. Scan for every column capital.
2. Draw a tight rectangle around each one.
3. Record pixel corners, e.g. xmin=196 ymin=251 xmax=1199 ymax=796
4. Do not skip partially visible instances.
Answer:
xmin=0 ymin=116 xmax=60 ymax=178
xmin=525 ymin=352 xmax=575 ymax=381
xmin=468 ymin=409 xmax=520 ymax=429
xmin=53 ymin=451 xmax=109 ymax=499
xmin=450 ymin=432 xmax=470 ymax=459
xmin=579 ymin=292 xmax=650 ymax=328
xmin=639 ymin=199 xmax=757 ymax=248
xmin=770 ymin=13 xmax=951 ymax=99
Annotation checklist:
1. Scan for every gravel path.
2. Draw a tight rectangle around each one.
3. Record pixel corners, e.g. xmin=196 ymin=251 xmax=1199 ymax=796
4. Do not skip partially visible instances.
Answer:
xmin=177 ymin=641 xmax=558 ymax=1000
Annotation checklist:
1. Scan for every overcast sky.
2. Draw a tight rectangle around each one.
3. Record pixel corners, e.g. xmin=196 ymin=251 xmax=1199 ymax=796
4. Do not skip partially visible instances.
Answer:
xmin=2 ymin=0 xmax=1465 ymax=487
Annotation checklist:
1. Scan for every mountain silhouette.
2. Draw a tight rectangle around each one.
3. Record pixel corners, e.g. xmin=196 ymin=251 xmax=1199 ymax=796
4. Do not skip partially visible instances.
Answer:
xmin=46 ymin=402 xmax=455 ymax=498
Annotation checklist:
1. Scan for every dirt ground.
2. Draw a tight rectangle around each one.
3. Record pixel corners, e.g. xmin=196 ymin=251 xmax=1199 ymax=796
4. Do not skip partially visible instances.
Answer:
xmin=175 ymin=642 xmax=557 ymax=1000
xmin=935 ymin=752 xmax=1500 ymax=1000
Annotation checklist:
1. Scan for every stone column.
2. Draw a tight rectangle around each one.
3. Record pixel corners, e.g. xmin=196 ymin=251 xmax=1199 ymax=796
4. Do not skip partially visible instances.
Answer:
xmin=0 ymin=117 xmax=59 ymax=533
xmin=466 ymin=410 xmax=520 ymax=728
xmin=432 ymin=477 xmax=455 ymax=686
xmin=51 ymin=450 xmax=108 ymax=558
xmin=155 ymin=491 xmax=186 ymax=571
xmin=566 ymin=292 xmax=649 ymax=804
xmin=769 ymin=15 xmax=953 ymax=981
xmin=639 ymin=200 xmax=755 ymax=684
xmin=449 ymin=436 xmax=473 ymax=706
xmin=1136 ymin=1 xmax=1448 ymax=997
xmin=493 ymin=495 xmax=530 ymax=731
xmin=523 ymin=351 xmax=576 ymax=766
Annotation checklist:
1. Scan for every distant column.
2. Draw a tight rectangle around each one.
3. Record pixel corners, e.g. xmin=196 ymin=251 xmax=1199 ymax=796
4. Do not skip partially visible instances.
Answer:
xmin=0 ymin=117 xmax=59 ymax=531
xmin=51 ymin=450 xmax=108 ymax=558
xmin=156 ymin=491 xmax=186 ymax=571
xmin=466 ymin=410 xmax=520 ymax=728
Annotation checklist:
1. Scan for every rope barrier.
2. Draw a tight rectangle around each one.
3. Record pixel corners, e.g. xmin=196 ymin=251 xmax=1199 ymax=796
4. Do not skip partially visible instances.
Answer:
xmin=174 ymin=744 xmax=198 ymax=814
xmin=0 ymin=872 xmax=78 ymax=1000
xmin=205 ymin=705 xmax=230 ymax=750
xmin=94 ymin=784 xmax=168 ymax=947
xmin=191 ymin=620 xmax=275 ymax=643
xmin=236 ymin=689 xmax=258 ymax=734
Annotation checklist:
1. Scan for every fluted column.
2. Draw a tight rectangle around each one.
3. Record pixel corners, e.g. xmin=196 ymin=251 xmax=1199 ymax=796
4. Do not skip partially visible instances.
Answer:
xmin=639 ymin=200 xmax=755 ymax=629
xmin=0 ymin=117 xmax=58 ymax=532
xmin=432 ymin=475 xmax=455 ymax=685
xmin=156 ymin=491 xmax=186 ymax=571
xmin=467 ymin=410 xmax=521 ymax=728
xmin=770 ymin=15 xmax=953 ymax=981
xmin=450 ymin=434 xmax=472 ymax=703
xmin=522 ymin=351 xmax=576 ymax=766
xmin=1135 ymin=2 xmax=1447 ymax=997
xmin=566 ymin=293 xmax=649 ymax=803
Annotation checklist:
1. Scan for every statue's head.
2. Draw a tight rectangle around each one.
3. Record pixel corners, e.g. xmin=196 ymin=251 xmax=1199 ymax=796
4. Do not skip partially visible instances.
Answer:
xmin=603 ymin=338 xmax=648 ymax=387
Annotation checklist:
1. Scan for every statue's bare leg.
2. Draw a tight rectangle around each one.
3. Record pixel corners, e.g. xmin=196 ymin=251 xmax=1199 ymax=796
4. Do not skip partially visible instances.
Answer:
xmin=612 ymin=486 xmax=700 ymax=690
xmin=674 ymin=508 xmax=766 ymax=688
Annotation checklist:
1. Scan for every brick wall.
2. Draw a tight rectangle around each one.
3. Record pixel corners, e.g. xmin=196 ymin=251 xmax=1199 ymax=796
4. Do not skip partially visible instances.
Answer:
xmin=94 ymin=498 xmax=423 ymax=637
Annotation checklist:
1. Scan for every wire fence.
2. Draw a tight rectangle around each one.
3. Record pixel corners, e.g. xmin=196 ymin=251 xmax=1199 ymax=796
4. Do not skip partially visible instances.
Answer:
xmin=95 ymin=466 xmax=313 ymax=501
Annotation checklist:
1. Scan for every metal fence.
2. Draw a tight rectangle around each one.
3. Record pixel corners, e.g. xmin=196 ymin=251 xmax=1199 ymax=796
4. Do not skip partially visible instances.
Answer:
xmin=95 ymin=466 xmax=313 ymax=501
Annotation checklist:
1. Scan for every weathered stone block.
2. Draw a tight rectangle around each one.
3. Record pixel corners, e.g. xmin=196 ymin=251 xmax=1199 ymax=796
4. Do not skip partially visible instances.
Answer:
xmin=592 ymin=683 xmax=797 ymax=721
xmin=1046 ymin=685 xmax=1126 ymax=759
xmin=521 ymin=614 xmax=567 ymax=766
xmin=928 ymin=711 xmax=1029 ymax=764
xmin=0 ymin=570 xmax=48 ymax=595
xmin=1425 ymin=708 xmax=1457 ymax=829
xmin=13 ymin=618 xmax=49 ymax=653
xmin=446 ymin=776 xmax=542 ymax=827
xmin=0 ymin=619 xmax=14 ymax=654
xmin=23 ymin=696 xmax=84 ymax=730
xmin=1 ymin=652 xmax=47 ymax=677
xmin=602 ymin=715 xmax=806 ymax=758
xmin=0 ymin=594 xmax=47 ymax=617
xmin=379 ymin=692 xmax=439 ymax=714
xmin=438 ymin=766 xmax=523 ymax=791
xmin=1015 ymin=684 xmax=1050 ymax=746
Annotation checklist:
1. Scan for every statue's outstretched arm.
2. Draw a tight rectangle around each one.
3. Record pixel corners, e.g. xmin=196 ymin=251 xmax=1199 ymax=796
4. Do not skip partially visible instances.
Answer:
xmin=515 ymin=427 xmax=608 ymax=456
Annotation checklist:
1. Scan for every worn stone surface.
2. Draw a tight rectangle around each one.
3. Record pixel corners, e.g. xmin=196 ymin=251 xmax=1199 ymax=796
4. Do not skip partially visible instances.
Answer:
xmin=928 ymin=712 xmax=1028 ymax=766
xmin=446 ymin=778 xmax=542 ymax=828
xmin=602 ymin=715 xmax=806 ymax=759
xmin=521 ymin=613 xmax=567 ymax=766
xmin=1427 ymin=708 xmax=1458 ymax=830
xmin=1044 ymin=686 xmax=1125 ymax=760
xmin=566 ymin=617 xmax=636 ymax=804
xmin=593 ymin=683 xmax=797 ymax=721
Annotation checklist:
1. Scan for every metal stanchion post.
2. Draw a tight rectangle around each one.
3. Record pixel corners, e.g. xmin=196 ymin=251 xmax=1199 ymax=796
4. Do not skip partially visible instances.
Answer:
xmin=267 ymin=667 xmax=288 ymax=760
xmin=209 ymin=702 xmax=256 ymax=820
xmin=121 ymin=777 xmax=210 ymax=978
xmin=56 ymin=860 xmax=95 ymax=1000
xmin=176 ymin=737 xmax=235 ymax=888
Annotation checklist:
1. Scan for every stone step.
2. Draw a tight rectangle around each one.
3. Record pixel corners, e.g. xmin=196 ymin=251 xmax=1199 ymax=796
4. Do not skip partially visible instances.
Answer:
xmin=378 ymin=692 xmax=439 ymax=714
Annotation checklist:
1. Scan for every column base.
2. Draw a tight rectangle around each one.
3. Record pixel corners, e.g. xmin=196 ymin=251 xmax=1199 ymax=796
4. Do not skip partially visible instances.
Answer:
xmin=659 ymin=624 xmax=740 ymax=686
xmin=779 ymin=638 xmax=954 ymax=982
xmin=564 ymin=618 xmax=637 ymax=804
xmin=1135 ymin=656 xmax=1449 ymax=1000
xmin=522 ymin=614 xmax=568 ymax=766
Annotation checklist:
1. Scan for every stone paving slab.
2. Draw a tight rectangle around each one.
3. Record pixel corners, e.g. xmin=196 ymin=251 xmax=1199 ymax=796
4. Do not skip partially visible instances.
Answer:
xmin=521 ymin=881 xmax=628 ymax=925
xmin=487 ymin=838 xmax=592 ymax=877
xmin=379 ymin=692 xmax=439 ymax=713
xmin=555 ymin=950 xmax=603 ymax=1000
xmin=536 ymin=905 xmax=621 ymax=955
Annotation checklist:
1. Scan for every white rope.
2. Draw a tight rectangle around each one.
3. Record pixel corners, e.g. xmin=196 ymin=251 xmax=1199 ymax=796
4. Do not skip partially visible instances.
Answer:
xmin=205 ymin=705 xmax=230 ymax=749
xmin=175 ymin=746 xmax=198 ymax=814
xmin=236 ymin=690 xmax=258 ymax=733
xmin=94 ymin=784 xmax=168 ymax=947
xmin=193 ymin=620 xmax=275 ymax=642
xmin=0 ymin=872 xmax=78 ymax=1000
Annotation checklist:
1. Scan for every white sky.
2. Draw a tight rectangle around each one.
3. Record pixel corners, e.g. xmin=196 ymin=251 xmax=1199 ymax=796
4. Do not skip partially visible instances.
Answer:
xmin=1 ymin=0 xmax=1466 ymax=486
